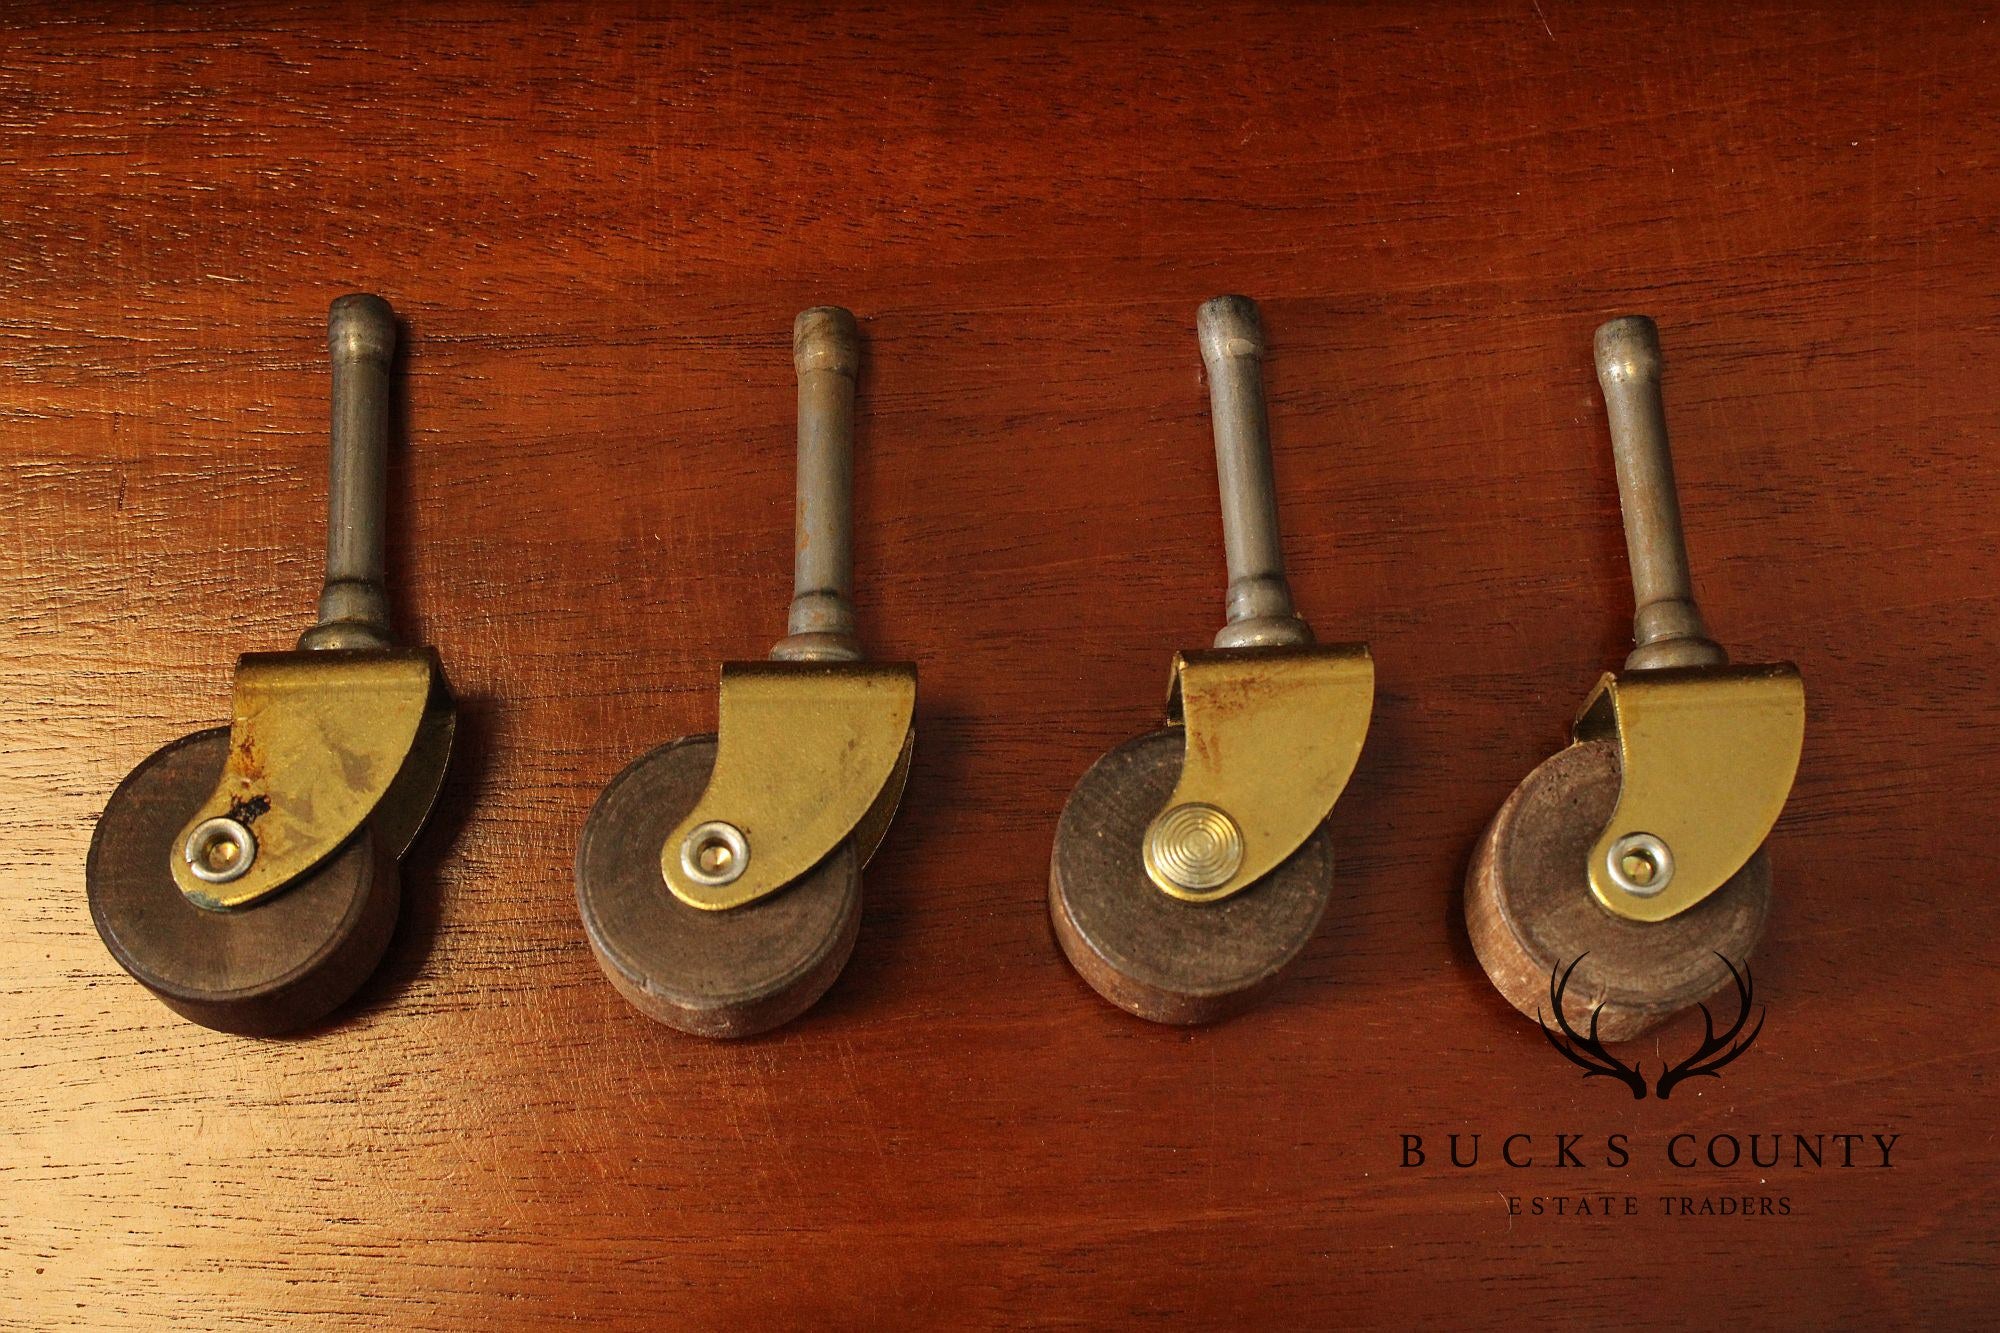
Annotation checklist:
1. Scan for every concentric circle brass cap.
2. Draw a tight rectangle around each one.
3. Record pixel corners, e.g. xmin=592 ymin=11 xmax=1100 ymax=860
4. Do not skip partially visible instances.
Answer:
xmin=1050 ymin=728 xmax=1334 ymax=1025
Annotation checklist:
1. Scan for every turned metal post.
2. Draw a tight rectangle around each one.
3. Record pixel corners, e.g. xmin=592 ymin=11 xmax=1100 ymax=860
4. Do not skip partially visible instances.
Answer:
xmin=1198 ymin=296 xmax=1313 ymax=650
xmin=301 ymin=293 xmax=397 ymax=651
xmin=1594 ymin=316 xmax=1727 ymax=671
xmin=772 ymin=306 xmax=864 ymax=662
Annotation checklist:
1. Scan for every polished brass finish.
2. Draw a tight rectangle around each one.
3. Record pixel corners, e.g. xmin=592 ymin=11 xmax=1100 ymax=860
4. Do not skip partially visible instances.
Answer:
xmin=660 ymin=660 xmax=916 ymax=911
xmin=169 ymin=649 xmax=448 ymax=910
xmin=1144 ymin=646 xmax=1373 ymax=902
xmin=1574 ymin=665 xmax=1805 ymax=923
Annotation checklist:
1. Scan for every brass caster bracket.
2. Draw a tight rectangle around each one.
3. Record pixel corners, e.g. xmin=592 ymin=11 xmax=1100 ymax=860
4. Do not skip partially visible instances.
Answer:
xmin=1573 ymin=663 xmax=1804 ymax=923
xmin=660 ymin=660 xmax=917 ymax=912
xmin=170 ymin=649 xmax=455 ymax=911
xmin=1144 ymin=644 xmax=1374 ymax=903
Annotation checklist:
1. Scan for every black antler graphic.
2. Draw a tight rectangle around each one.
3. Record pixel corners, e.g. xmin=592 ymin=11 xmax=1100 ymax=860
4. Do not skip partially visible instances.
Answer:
xmin=1538 ymin=955 xmax=1648 ymax=1100
xmin=1653 ymin=954 xmax=1764 ymax=1100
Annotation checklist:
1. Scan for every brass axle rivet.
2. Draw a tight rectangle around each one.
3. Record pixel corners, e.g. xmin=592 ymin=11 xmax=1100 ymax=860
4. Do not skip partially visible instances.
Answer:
xmin=1145 ymin=802 xmax=1245 ymax=892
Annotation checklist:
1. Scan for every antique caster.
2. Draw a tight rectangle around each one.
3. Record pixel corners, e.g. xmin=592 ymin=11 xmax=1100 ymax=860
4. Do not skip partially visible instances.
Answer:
xmin=1049 ymin=296 xmax=1375 ymax=1024
xmin=575 ymin=307 xmax=916 ymax=1039
xmin=86 ymin=295 xmax=456 ymax=1036
xmin=1465 ymin=317 xmax=1806 ymax=1041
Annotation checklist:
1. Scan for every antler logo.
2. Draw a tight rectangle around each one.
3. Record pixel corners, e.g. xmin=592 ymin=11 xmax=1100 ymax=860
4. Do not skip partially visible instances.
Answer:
xmin=1539 ymin=956 xmax=1649 ymax=1098
xmin=1538 ymin=953 xmax=1764 ymax=1100
xmin=1654 ymin=956 xmax=1765 ymax=1099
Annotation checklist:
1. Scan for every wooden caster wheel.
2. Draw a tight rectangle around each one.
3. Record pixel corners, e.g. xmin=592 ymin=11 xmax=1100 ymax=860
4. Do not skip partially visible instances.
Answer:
xmin=87 ymin=728 xmax=399 ymax=1036
xmin=86 ymin=296 xmax=458 ymax=1037
xmin=1465 ymin=738 xmax=1770 ymax=1042
xmin=575 ymin=735 xmax=862 ymax=1039
xmin=1050 ymin=727 xmax=1335 ymax=1025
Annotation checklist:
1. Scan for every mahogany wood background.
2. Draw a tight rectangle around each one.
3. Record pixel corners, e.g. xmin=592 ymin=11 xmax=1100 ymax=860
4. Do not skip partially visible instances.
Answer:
xmin=4 ymin=3 xmax=1996 ymax=1326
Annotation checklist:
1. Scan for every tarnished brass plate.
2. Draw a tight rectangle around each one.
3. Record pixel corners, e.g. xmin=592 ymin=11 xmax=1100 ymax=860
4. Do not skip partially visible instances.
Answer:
xmin=170 ymin=649 xmax=437 ymax=910
xmin=661 ymin=661 xmax=917 ymax=911
xmin=1144 ymin=645 xmax=1373 ymax=903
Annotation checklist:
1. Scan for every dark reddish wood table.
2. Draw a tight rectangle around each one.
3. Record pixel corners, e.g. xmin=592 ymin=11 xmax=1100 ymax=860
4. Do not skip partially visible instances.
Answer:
xmin=4 ymin=4 xmax=1996 ymax=1326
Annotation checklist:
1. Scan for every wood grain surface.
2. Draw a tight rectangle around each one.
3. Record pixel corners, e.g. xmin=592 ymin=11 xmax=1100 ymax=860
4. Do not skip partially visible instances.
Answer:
xmin=4 ymin=3 xmax=1997 ymax=1326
